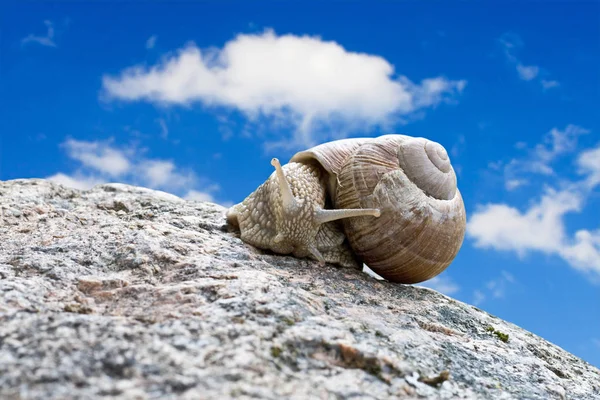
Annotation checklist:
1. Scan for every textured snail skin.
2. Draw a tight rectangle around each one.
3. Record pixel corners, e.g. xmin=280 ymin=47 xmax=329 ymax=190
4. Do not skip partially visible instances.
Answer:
xmin=226 ymin=161 xmax=377 ymax=268
xmin=228 ymin=134 xmax=466 ymax=284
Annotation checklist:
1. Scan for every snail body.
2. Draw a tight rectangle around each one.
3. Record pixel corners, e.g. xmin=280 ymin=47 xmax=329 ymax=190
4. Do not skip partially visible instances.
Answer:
xmin=227 ymin=134 xmax=466 ymax=284
xmin=227 ymin=160 xmax=379 ymax=268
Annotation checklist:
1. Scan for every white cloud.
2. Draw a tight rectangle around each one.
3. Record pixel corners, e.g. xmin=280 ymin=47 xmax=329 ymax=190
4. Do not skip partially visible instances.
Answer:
xmin=471 ymin=271 xmax=516 ymax=306
xmin=541 ymin=79 xmax=560 ymax=90
xmin=486 ymin=271 xmax=515 ymax=298
xmin=157 ymin=118 xmax=169 ymax=138
xmin=488 ymin=160 xmax=503 ymax=171
xmin=138 ymin=160 xmax=194 ymax=190
xmin=468 ymin=137 xmax=600 ymax=280
xmin=560 ymin=230 xmax=600 ymax=275
xmin=577 ymin=145 xmax=600 ymax=189
xmin=505 ymin=179 xmax=528 ymax=191
xmin=47 ymin=172 xmax=103 ymax=190
xmin=516 ymin=64 xmax=539 ymax=81
xmin=146 ymin=35 xmax=157 ymax=49
xmin=184 ymin=190 xmax=215 ymax=202
xmin=473 ymin=290 xmax=485 ymax=306
xmin=538 ymin=125 xmax=589 ymax=161
xmin=502 ymin=125 xmax=589 ymax=187
xmin=502 ymin=270 xmax=515 ymax=282
xmin=102 ymin=29 xmax=466 ymax=146
xmin=62 ymin=139 xmax=131 ymax=177
xmin=48 ymin=139 xmax=226 ymax=204
xmin=498 ymin=32 xmax=522 ymax=58
xmin=22 ymin=20 xmax=57 ymax=48
xmin=418 ymin=275 xmax=460 ymax=295
xmin=499 ymin=32 xmax=558 ymax=90
xmin=468 ymin=188 xmax=582 ymax=255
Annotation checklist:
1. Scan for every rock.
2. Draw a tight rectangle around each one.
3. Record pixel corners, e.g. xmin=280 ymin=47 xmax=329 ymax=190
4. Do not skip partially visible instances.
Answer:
xmin=0 ymin=178 xmax=598 ymax=400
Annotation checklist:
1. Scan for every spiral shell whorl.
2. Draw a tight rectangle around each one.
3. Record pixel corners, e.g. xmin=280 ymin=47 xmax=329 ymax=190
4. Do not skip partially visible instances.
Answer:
xmin=397 ymin=138 xmax=457 ymax=201
xmin=326 ymin=136 xmax=465 ymax=283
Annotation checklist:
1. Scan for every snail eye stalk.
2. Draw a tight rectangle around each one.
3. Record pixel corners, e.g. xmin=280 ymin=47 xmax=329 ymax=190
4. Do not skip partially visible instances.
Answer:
xmin=314 ymin=208 xmax=380 ymax=224
xmin=271 ymin=158 xmax=297 ymax=211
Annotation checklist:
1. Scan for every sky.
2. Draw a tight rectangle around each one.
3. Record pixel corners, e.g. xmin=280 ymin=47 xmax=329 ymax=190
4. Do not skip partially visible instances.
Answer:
xmin=1 ymin=2 xmax=599 ymax=367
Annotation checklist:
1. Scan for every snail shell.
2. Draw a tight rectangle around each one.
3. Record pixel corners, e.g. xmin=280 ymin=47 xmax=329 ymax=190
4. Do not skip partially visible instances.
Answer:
xmin=228 ymin=134 xmax=466 ymax=284
xmin=291 ymin=134 xmax=466 ymax=283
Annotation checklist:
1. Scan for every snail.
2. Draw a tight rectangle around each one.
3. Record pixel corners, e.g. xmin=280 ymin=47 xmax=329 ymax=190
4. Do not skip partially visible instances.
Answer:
xmin=226 ymin=134 xmax=466 ymax=284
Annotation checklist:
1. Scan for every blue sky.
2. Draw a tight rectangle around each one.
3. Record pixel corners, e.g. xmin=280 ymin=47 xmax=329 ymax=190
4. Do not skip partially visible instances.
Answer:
xmin=2 ymin=2 xmax=599 ymax=367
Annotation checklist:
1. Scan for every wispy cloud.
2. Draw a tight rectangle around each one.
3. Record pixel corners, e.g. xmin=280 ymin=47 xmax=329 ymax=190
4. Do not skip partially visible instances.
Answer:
xmin=451 ymin=134 xmax=466 ymax=158
xmin=505 ymin=179 xmax=527 ymax=191
xmin=499 ymin=32 xmax=558 ymax=90
xmin=467 ymin=127 xmax=600 ymax=281
xmin=486 ymin=271 xmax=515 ymax=299
xmin=62 ymin=139 xmax=131 ymax=177
xmin=22 ymin=20 xmax=57 ymax=48
xmin=501 ymin=124 xmax=589 ymax=190
xmin=541 ymin=79 xmax=560 ymax=90
xmin=157 ymin=118 xmax=169 ymax=139
xmin=578 ymin=145 xmax=600 ymax=189
xmin=102 ymin=29 xmax=466 ymax=148
xmin=47 ymin=138 xmax=227 ymax=205
xmin=46 ymin=172 xmax=104 ymax=191
xmin=516 ymin=64 xmax=539 ymax=81
xmin=473 ymin=290 xmax=486 ymax=306
xmin=146 ymin=35 xmax=157 ymax=49
xmin=184 ymin=185 xmax=230 ymax=206
xmin=418 ymin=275 xmax=460 ymax=295
xmin=184 ymin=189 xmax=216 ymax=203
xmin=138 ymin=159 xmax=195 ymax=189
xmin=472 ymin=271 xmax=516 ymax=306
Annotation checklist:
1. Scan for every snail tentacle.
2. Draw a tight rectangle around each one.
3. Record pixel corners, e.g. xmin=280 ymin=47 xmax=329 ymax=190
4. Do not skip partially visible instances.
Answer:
xmin=315 ymin=208 xmax=380 ymax=224
xmin=270 ymin=158 xmax=297 ymax=210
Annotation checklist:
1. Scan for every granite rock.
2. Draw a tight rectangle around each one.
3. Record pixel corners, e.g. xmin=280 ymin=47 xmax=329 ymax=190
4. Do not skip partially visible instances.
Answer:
xmin=1 ymin=179 xmax=598 ymax=399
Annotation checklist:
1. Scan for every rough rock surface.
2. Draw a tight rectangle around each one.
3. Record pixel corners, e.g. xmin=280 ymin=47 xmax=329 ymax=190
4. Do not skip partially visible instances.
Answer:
xmin=0 ymin=179 xmax=598 ymax=400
